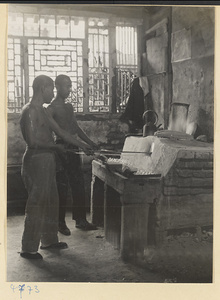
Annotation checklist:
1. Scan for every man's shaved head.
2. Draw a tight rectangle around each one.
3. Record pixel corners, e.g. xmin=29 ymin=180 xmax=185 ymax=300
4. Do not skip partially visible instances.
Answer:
xmin=55 ymin=74 xmax=71 ymax=87
xmin=32 ymin=75 xmax=53 ymax=93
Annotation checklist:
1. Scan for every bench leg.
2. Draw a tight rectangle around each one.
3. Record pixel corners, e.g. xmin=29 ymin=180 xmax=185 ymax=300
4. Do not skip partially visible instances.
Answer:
xmin=90 ymin=175 xmax=104 ymax=226
xmin=120 ymin=200 xmax=150 ymax=261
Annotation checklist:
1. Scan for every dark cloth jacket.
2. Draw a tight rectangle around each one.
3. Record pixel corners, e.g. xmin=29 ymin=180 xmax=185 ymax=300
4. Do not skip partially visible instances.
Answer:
xmin=119 ymin=77 xmax=145 ymax=130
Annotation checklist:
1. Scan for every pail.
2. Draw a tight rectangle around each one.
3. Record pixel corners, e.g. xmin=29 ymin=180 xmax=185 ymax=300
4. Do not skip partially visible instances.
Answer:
xmin=142 ymin=110 xmax=158 ymax=137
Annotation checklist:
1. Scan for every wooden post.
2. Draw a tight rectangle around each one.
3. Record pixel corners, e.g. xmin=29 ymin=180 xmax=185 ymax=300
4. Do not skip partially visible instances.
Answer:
xmin=83 ymin=18 xmax=89 ymax=113
xmin=109 ymin=17 xmax=116 ymax=113
xmin=104 ymin=184 xmax=121 ymax=250
xmin=90 ymin=175 xmax=104 ymax=226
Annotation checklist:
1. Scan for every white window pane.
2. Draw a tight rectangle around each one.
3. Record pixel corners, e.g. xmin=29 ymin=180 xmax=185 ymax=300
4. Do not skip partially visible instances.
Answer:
xmin=57 ymin=16 xmax=70 ymax=38
xmin=24 ymin=14 xmax=39 ymax=37
xmin=71 ymin=18 xmax=85 ymax=39
xmin=8 ymin=13 xmax=23 ymax=36
xmin=40 ymin=15 xmax=55 ymax=38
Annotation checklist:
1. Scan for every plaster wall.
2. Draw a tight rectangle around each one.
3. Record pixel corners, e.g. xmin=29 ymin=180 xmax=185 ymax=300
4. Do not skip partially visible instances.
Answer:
xmin=143 ymin=7 xmax=172 ymax=129
xmin=171 ymin=7 xmax=214 ymax=140
xmin=144 ymin=7 xmax=214 ymax=140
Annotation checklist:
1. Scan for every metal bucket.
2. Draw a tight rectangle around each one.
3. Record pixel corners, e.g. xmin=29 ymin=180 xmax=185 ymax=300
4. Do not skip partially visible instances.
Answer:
xmin=142 ymin=110 xmax=158 ymax=137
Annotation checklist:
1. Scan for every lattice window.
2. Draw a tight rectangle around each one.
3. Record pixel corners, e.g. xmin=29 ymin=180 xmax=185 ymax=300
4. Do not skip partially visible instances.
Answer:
xmin=88 ymin=18 xmax=110 ymax=112
xmin=115 ymin=24 xmax=138 ymax=112
xmin=7 ymin=38 xmax=24 ymax=113
xmin=116 ymin=69 xmax=137 ymax=113
xmin=28 ymin=38 xmax=84 ymax=112
xmin=8 ymin=12 xmax=85 ymax=39
xmin=8 ymin=10 xmax=140 ymax=114
xmin=116 ymin=25 xmax=138 ymax=67
xmin=8 ymin=12 xmax=86 ymax=113
xmin=8 ymin=13 xmax=23 ymax=36
xmin=24 ymin=14 xmax=40 ymax=37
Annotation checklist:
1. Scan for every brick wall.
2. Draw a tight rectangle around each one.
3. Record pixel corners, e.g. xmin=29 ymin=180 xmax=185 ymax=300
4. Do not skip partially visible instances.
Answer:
xmin=159 ymin=150 xmax=213 ymax=232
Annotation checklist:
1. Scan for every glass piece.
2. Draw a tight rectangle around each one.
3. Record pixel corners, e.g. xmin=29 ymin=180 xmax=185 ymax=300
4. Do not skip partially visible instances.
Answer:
xmin=15 ymin=66 xmax=20 ymax=75
xmin=35 ymin=50 xmax=40 ymax=60
xmin=28 ymin=44 xmax=34 ymax=55
xmin=8 ymin=50 xmax=14 ymax=60
xmin=57 ymin=15 xmax=70 ymax=38
xmin=78 ymin=57 xmax=82 ymax=67
xmin=89 ymin=18 xmax=108 ymax=27
xmin=78 ymin=67 xmax=83 ymax=76
xmin=41 ymin=56 xmax=47 ymax=66
xmin=24 ymin=14 xmax=39 ymax=37
xmin=40 ymin=15 xmax=55 ymax=38
xmin=70 ymin=18 xmax=85 ymax=39
xmin=28 ymin=55 xmax=34 ymax=65
xmin=8 ymin=82 xmax=15 ymax=92
xmin=8 ymin=12 xmax=23 ymax=36
xmin=14 ymin=44 xmax=21 ymax=55
xmin=35 ymin=61 xmax=41 ymax=71
xmin=15 ymin=55 xmax=21 ymax=65
xmin=34 ymin=39 xmax=48 ymax=45
xmin=29 ymin=66 xmax=34 ymax=76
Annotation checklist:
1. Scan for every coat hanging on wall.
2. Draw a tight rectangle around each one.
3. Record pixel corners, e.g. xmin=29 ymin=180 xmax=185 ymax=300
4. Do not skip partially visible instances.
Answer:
xmin=119 ymin=76 xmax=150 ymax=133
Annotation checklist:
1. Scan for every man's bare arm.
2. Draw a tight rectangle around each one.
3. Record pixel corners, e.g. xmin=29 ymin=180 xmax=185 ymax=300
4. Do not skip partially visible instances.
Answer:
xmin=44 ymin=106 xmax=93 ymax=154
xmin=72 ymin=113 xmax=98 ymax=149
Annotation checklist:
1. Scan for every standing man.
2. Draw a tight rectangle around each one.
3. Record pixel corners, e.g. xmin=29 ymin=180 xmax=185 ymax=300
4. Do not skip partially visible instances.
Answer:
xmin=46 ymin=74 xmax=98 ymax=235
xmin=20 ymin=75 xmax=92 ymax=259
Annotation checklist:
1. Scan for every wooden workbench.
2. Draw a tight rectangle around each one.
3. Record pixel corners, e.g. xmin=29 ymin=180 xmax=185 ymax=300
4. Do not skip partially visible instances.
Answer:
xmin=90 ymin=159 xmax=162 ymax=261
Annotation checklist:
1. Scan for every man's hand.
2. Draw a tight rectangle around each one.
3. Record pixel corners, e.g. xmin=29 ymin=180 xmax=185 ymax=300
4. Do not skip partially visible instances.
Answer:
xmin=81 ymin=143 xmax=94 ymax=156
xmin=89 ymin=141 xmax=99 ymax=151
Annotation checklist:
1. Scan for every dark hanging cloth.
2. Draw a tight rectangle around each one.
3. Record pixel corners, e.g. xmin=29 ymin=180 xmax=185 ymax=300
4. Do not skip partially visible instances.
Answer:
xmin=119 ymin=77 xmax=145 ymax=132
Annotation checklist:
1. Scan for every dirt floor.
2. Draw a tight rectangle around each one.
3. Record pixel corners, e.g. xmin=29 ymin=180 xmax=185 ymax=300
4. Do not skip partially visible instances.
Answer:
xmin=140 ymin=228 xmax=213 ymax=283
xmin=7 ymin=212 xmax=213 ymax=283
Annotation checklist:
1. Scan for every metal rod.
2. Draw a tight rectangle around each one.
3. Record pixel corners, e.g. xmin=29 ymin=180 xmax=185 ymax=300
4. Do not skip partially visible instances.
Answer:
xmin=66 ymin=149 xmax=150 ymax=155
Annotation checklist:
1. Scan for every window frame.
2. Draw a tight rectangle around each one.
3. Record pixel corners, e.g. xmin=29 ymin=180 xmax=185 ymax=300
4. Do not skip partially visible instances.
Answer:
xmin=7 ymin=6 xmax=142 ymax=115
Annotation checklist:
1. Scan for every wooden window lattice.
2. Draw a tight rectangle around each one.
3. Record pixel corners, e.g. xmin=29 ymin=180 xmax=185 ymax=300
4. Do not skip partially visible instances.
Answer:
xmin=116 ymin=68 xmax=137 ymax=113
xmin=88 ymin=21 xmax=110 ymax=112
xmin=115 ymin=25 xmax=138 ymax=113
xmin=7 ymin=12 xmax=139 ymax=114
xmin=7 ymin=38 xmax=23 ymax=113
xmin=28 ymin=38 xmax=84 ymax=112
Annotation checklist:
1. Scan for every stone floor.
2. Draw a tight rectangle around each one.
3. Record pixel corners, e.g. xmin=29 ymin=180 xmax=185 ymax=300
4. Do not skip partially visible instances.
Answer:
xmin=7 ymin=212 xmax=164 ymax=283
